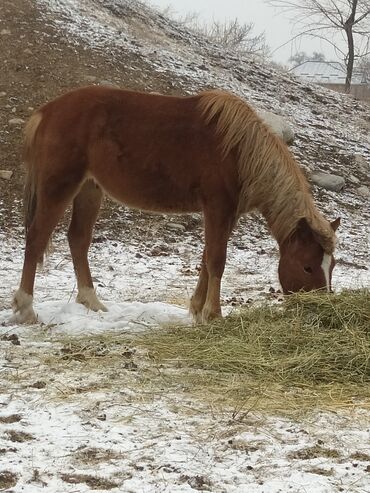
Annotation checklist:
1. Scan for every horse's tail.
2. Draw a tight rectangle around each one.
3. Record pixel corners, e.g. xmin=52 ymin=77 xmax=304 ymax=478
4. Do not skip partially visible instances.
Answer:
xmin=23 ymin=112 xmax=42 ymax=235
xmin=23 ymin=112 xmax=50 ymax=264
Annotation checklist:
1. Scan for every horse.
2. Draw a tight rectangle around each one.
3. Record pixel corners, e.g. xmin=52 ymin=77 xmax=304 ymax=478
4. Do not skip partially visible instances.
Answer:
xmin=11 ymin=86 xmax=340 ymax=324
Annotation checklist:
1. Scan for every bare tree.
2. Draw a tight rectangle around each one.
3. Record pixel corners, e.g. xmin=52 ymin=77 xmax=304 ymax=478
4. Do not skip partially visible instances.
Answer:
xmin=203 ymin=19 xmax=270 ymax=57
xmin=163 ymin=9 xmax=270 ymax=59
xmin=266 ymin=1 xmax=370 ymax=92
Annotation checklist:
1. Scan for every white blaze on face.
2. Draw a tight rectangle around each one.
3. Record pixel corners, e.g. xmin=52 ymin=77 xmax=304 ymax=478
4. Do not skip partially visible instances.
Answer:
xmin=321 ymin=253 xmax=332 ymax=291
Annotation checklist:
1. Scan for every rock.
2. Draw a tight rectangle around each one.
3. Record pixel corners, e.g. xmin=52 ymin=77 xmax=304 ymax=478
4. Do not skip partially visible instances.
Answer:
xmin=0 ymin=333 xmax=20 ymax=345
xmin=0 ymin=29 xmax=11 ymax=35
xmin=0 ymin=170 xmax=13 ymax=180
xmin=8 ymin=117 xmax=25 ymax=126
xmin=354 ymin=155 xmax=369 ymax=174
xmin=167 ymin=223 xmax=186 ymax=232
xmin=84 ymin=75 xmax=97 ymax=83
xmin=349 ymin=174 xmax=360 ymax=184
xmin=257 ymin=109 xmax=294 ymax=144
xmin=357 ymin=186 xmax=370 ymax=198
xmin=0 ymin=91 xmax=6 ymax=97
xmin=99 ymin=80 xmax=119 ymax=88
xmin=311 ymin=172 xmax=345 ymax=192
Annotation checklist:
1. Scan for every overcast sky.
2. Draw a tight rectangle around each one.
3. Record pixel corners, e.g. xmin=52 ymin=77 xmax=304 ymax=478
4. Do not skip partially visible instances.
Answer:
xmin=148 ymin=0 xmax=341 ymax=64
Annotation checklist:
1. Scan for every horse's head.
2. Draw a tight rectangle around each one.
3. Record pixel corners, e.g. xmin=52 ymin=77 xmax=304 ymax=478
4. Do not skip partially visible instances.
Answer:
xmin=278 ymin=217 xmax=340 ymax=294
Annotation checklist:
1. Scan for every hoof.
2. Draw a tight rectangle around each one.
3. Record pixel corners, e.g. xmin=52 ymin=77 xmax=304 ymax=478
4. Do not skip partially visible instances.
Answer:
xmin=189 ymin=297 xmax=204 ymax=324
xmin=201 ymin=306 xmax=222 ymax=324
xmin=76 ymin=287 xmax=108 ymax=312
xmin=190 ymin=311 xmax=203 ymax=325
xmin=189 ymin=306 xmax=203 ymax=324
xmin=11 ymin=289 xmax=37 ymax=325
xmin=80 ymin=299 xmax=108 ymax=312
xmin=9 ymin=309 xmax=37 ymax=325
xmin=189 ymin=306 xmax=222 ymax=324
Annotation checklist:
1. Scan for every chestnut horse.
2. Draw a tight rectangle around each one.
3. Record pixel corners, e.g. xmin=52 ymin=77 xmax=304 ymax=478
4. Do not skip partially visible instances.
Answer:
xmin=12 ymin=86 xmax=339 ymax=324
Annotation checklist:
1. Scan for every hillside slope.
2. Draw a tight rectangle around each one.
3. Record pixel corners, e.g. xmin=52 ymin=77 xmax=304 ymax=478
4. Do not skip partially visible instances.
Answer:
xmin=0 ymin=0 xmax=369 ymax=271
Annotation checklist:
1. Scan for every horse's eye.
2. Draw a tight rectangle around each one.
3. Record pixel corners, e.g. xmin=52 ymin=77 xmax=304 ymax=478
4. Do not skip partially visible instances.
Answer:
xmin=304 ymin=266 xmax=313 ymax=274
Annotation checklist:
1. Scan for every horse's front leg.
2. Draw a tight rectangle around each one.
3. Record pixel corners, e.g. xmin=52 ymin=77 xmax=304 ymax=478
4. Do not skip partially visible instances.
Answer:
xmin=201 ymin=251 xmax=225 ymax=323
xmin=190 ymin=249 xmax=208 ymax=323
xmin=199 ymin=206 xmax=235 ymax=324
xmin=68 ymin=180 xmax=107 ymax=312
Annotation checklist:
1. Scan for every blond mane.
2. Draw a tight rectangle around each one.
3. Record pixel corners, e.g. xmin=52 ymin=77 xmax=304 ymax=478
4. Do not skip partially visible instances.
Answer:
xmin=198 ymin=90 xmax=336 ymax=252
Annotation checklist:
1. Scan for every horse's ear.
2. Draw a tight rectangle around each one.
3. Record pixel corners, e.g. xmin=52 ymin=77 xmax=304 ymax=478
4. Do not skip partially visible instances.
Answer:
xmin=330 ymin=218 xmax=340 ymax=231
xmin=296 ymin=217 xmax=336 ymax=253
xmin=311 ymin=218 xmax=338 ymax=253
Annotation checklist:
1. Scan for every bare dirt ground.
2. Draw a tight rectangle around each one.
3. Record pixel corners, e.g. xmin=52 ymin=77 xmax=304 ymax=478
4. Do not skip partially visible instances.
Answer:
xmin=0 ymin=0 xmax=187 ymax=233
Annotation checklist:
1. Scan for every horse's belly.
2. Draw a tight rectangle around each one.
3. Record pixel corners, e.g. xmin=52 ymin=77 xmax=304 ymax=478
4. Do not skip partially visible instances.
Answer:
xmin=93 ymin=167 xmax=202 ymax=213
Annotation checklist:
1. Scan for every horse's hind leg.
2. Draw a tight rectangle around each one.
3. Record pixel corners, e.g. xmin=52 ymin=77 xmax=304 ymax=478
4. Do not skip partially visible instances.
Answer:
xmin=12 ymin=186 xmax=77 ymax=323
xmin=67 ymin=180 xmax=107 ymax=312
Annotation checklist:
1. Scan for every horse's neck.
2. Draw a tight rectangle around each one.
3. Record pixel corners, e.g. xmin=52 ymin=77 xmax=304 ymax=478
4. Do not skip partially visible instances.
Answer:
xmin=258 ymin=180 xmax=316 ymax=248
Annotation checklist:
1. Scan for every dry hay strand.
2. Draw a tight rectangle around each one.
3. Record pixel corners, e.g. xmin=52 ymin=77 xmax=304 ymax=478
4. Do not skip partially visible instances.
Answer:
xmin=137 ymin=289 xmax=370 ymax=414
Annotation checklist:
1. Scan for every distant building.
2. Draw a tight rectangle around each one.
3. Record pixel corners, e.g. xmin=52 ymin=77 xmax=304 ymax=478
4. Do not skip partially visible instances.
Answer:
xmin=290 ymin=61 xmax=370 ymax=102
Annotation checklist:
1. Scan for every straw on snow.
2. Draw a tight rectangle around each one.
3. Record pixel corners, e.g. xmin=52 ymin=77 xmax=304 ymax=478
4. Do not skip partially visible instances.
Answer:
xmin=138 ymin=290 xmax=370 ymax=413
xmin=35 ymin=290 xmax=369 ymax=414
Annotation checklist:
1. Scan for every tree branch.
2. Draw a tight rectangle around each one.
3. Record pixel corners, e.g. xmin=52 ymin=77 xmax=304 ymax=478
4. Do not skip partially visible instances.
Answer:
xmin=265 ymin=0 xmax=370 ymax=88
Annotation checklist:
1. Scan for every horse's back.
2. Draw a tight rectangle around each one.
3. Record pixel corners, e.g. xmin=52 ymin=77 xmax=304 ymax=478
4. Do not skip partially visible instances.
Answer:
xmin=38 ymin=86 xmax=208 ymax=150
xmin=40 ymin=86 xmax=201 ymax=125
xmin=32 ymin=87 xmax=238 ymax=213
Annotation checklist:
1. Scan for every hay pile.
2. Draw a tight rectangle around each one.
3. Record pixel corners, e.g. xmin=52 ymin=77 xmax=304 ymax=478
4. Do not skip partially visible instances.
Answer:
xmin=140 ymin=290 xmax=370 ymax=413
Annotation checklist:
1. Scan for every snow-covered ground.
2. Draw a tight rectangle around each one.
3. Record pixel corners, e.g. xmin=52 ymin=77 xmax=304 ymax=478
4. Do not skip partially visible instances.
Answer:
xmin=1 ymin=384 xmax=369 ymax=492
xmin=1 ymin=224 xmax=369 ymax=492
xmin=1 ymin=216 xmax=368 ymax=332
